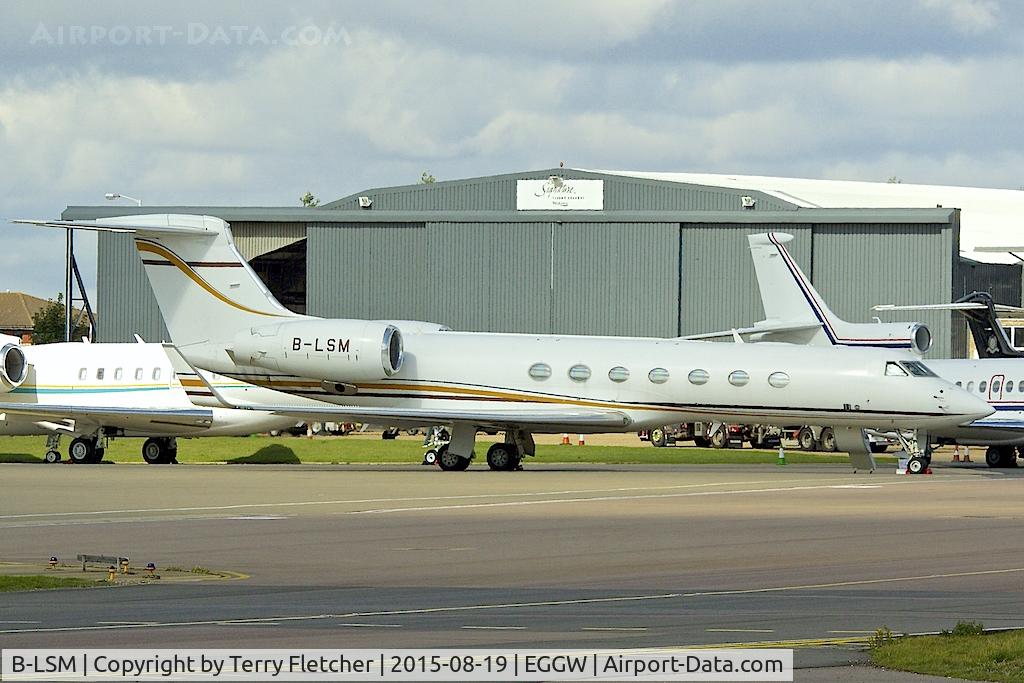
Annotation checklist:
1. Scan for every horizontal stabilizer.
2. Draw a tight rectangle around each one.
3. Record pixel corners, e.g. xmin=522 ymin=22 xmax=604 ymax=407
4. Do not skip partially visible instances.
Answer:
xmin=874 ymin=302 xmax=1024 ymax=314
xmin=12 ymin=216 xmax=215 ymax=236
xmin=683 ymin=321 xmax=822 ymax=341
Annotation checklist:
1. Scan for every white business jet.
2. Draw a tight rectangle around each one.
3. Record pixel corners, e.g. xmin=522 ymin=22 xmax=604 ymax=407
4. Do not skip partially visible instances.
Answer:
xmin=0 ymin=337 xmax=298 ymax=463
xmin=710 ymin=231 xmax=1024 ymax=469
xmin=14 ymin=215 xmax=992 ymax=472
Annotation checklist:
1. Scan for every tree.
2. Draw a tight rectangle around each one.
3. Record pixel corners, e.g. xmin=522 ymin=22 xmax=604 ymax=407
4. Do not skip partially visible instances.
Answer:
xmin=300 ymin=191 xmax=320 ymax=207
xmin=419 ymin=171 xmax=436 ymax=184
xmin=32 ymin=293 xmax=89 ymax=344
xmin=886 ymin=175 xmax=902 ymax=184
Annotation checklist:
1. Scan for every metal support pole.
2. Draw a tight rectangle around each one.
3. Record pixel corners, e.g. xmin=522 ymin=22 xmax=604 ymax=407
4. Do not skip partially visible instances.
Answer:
xmin=64 ymin=228 xmax=74 ymax=342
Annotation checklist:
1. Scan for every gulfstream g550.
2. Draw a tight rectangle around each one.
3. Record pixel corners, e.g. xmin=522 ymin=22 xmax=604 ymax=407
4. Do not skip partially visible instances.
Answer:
xmin=15 ymin=215 xmax=992 ymax=471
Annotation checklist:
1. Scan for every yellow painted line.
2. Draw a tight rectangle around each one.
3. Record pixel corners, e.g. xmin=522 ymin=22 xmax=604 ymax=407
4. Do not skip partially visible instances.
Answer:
xmin=135 ymin=241 xmax=286 ymax=318
xmin=828 ymin=630 xmax=879 ymax=634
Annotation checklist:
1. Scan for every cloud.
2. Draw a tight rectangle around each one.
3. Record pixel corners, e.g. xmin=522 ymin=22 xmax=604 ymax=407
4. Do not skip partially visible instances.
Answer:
xmin=917 ymin=0 xmax=1001 ymax=35
xmin=1 ymin=4 xmax=1023 ymax=301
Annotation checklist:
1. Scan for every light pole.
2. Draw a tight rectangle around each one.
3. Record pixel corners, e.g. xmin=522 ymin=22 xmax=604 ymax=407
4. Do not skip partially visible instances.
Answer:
xmin=104 ymin=192 xmax=142 ymax=206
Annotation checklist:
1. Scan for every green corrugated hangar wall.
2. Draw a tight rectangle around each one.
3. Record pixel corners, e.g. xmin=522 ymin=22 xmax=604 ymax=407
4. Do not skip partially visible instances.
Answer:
xmin=82 ymin=169 xmax=961 ymax=357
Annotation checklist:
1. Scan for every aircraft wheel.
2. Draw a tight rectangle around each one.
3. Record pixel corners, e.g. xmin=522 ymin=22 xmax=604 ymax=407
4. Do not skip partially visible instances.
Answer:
xmin=486 ymin=443 xmax=519 ymax=471
xmin=423 ymin=449 xmax=438 ymax=466
xmin=437 ymin=445 xmax=470 ymax=471
xmin=1000 ymin=446 xmax=1017 ymax=468
xmin=89 ymin=448 xmax=105 ymax=464
xmin=142 ymin=438 xmax=171 ymax=464
xmin=693 ymin=436 xmax=711 ymax=448
xmin=907 ymin=455 xmax=927 ymax=474
xmin=985 ymin=446 xmax=1003 ymax=468
xmin=649 ymin=428 xmax=667 ymax=448
xmin=68 ymin=437 xmax=94 ymax=464
xmin=797 ymin=427 xmax=817 ymax=451
xmin=710 ymin=429 xmax=727 ymax=449
xmin=820 ymin=428 xmax=837 ymax=452
xmin=44 ymin=450 xmax=61 ymax=463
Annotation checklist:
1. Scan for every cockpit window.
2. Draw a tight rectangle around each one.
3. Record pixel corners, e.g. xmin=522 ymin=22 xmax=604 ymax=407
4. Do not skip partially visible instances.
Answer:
xmin=885 ymin=362 xmax=908 ymax=377
xmin=899 ymin=361 xmax=938 ymax=377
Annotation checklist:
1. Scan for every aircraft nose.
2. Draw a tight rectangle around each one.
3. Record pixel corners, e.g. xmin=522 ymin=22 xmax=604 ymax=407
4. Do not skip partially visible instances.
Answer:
xmin=938 ymin=385 xmax=993 ymax=423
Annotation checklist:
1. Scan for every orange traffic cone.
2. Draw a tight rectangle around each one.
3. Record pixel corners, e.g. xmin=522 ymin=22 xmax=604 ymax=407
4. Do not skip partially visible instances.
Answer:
xmin=578 ymin=434 xmax=586 ymax=446
xmin=561 ymin=433 xmax=570 ymax=446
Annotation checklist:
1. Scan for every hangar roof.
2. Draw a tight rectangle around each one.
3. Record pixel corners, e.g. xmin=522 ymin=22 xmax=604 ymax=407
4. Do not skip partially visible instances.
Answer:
xmin=592 ymin=170 xmax=1024 ymax=264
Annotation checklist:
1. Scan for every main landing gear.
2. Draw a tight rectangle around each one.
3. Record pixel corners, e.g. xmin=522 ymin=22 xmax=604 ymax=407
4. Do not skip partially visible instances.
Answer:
xmin=142 ymin=437 xmax=178 ymax=464
xmin=68 ymin=436 xmax=105 ymax=464
xmin=425 ymin=425 xmax=535 ymax=472
xmin=984 ymin=445 xmax=1018 ymax=468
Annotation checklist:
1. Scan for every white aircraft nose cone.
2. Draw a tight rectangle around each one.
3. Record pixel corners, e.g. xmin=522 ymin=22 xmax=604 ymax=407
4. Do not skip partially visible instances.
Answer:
xmin=944 ymin=387 xmax=993 ymax=423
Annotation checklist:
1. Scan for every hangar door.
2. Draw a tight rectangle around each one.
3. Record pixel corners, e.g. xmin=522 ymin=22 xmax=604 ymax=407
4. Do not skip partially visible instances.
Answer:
xmin=679 ymin=224 xmax=812 ymax=337
xmin=307 ymin=221 xmax=679 ymax=336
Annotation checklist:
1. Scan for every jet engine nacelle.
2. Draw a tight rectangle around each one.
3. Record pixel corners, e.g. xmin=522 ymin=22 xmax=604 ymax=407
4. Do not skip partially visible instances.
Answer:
xmin=231 ymin=319 xmax=403 ymax=382
xmin=908 ymin=323 xmax=932 ymax=355
xmin=0 ymin=343 xmax=27 ymax=392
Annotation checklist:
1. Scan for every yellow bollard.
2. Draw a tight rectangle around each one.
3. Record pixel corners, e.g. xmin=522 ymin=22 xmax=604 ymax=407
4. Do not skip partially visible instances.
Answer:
xmin=107 ymin=565 xmax=117 ymax=582
xmin=120 ymin=559 xmax=130 ymax=574
xmin=48 ymin=556 xmax=58 ymax=570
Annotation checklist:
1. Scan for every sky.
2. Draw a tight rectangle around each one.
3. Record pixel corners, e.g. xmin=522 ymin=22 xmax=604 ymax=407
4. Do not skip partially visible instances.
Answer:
xmin=2 ymin=0 xmax=1023 ymax=301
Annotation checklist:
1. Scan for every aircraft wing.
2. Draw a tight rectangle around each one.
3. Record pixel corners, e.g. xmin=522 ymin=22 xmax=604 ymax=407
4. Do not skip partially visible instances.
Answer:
xmin=221 ymin=403 xmax=632 ymax=431
xmin=682 ymin=321 xmax=822 ymax=341
xmin=874 ymin=303 xmax=1024 ymax=313
xmin=0 ymin=402 xmax=214 ymax=430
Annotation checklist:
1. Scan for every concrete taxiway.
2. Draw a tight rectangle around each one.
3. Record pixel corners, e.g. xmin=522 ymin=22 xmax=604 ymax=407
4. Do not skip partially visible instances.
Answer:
xmin=2 ymin=462 xmax=1023 ymax=679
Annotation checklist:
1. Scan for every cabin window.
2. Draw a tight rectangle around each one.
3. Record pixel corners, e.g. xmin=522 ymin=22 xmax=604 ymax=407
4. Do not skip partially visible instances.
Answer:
xmin=78 ymin=368 xmax=87 ymax=381
xmin=568 ymin=364 xmax=591 ymax=381
xmin=528 ymin=363 xmax=551 ymax=380
xmin=114 ymin=368 xmax=123 ymax=380
xmin=688 ymin=369 xmax=709 ymax=385
xmin=955 ymin=381 xmax=962 ymax=387
xmin=648 ymin=368 xmax=670 ymax=384
xmin=1007 ymin=381 xmax=1015 ymax=393
xmin=979 ymin=381 xmax=987 ymax=393
xmin=728 ymin=370 xmax=750 ymax=387
xmin=96 ymin=368 xmax=105 ymax=380
xmin=152 ymin=368 xmax=162 ymax=381
xmin=967 ymin=381 xmax=975 ymax=391
xmin=885 ymin=362 xmax=908 ymax=376
xmin=608 ymin=366 xmax=630 ymax=382
xmin=768 ymin=371 xmax=790 ymax=388
xmin=992 ymin=380 xmax=1002 ymax=393
xmin=135 ymin=368 xmax=143 ymax=381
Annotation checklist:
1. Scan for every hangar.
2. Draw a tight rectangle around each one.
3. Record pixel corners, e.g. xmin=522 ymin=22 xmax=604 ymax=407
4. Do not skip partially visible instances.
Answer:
xmin=63 ymin=169 xmax=1023 ymax=358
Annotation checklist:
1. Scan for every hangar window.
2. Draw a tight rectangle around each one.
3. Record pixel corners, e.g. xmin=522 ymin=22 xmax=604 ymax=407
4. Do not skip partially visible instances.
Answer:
xmin=979 ymin=381 xmax=987 ymax=393
xmin=688 ymin=369 xmax=709 ymax=385
xmin=992 ymin=380 xmax=1002 ymax=393
xmin=528 ymin=363 xmax=551 ymax=380
xmin=96 ymin=368 xmax=105 ymax=380
xmin=728 ymin=370 xmax=750 ymax=387
xmin=608 ymin=366 xmax=630 ymax=382
xmin=885 ymin=362 xmax=908 ymax=376
xmin=78 ymin=368 xmax=87 ymax=381
xmin=768 ymin=372 xmax=790 ymax=388
xmin=114 ymin=368 xmax=123 ymax=380
xmin=648 ymin=368 xmax=670 ymax=384
xmin=135 ymin=368 xmax=143 ymax=381
xmin=1008 ymin=381 xmax=1015 ymax=393
xmin=967 ymin=381 xmax=974 ymax=391
xmin=568 ymin=364 xmax=592 ymax=381
xmin=152 ymin=368 xmax=162 ymax=382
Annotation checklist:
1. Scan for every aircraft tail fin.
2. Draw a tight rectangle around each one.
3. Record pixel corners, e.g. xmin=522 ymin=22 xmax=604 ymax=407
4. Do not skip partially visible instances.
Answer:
xmin=747 ymin=233 xmax=928 ymax=352
xmin=16 ymin=215 xmax=302 ymax=362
